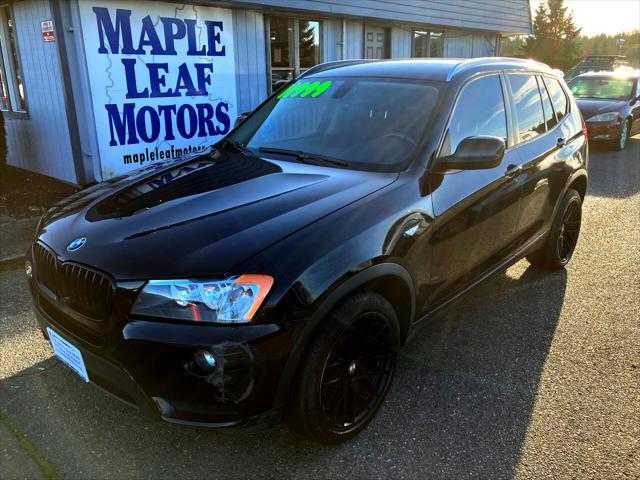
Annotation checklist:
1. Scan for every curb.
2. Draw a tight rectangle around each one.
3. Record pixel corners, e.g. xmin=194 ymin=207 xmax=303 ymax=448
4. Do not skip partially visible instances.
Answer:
xmin=0 ymin=410 xmax=62 ymax=480
xmin=0 ymin=216 xmax=37 ymax=269
xmin=0 ymin=255 xmax=26 ymax=271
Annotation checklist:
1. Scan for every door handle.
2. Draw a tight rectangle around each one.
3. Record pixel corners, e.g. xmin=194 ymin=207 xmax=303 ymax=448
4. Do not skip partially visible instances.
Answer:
xmin=505 ymin=164 xmax=522 ymax=177
xmin=556 ymin=137 xmax=567 ymax=148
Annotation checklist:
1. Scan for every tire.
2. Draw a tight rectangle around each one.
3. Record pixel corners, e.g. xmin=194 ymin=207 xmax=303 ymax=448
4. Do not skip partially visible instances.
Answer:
xmin=527 ymin=189 xmax=582 ymax=270
xmin=614 ymin=118 xmax=630 ymax=151
xmin=286 ymin=292 xmax=400 ymax=444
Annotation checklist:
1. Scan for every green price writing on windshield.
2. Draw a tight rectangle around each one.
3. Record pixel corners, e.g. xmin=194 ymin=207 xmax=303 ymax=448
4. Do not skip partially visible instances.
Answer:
xmin=277 ymin=80 xmax=333 ymax=99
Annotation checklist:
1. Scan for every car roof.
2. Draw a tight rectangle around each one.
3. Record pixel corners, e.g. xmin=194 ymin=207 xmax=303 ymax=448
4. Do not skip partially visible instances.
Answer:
xmin=303 ymin=57 xmax=557 ymax=83
xmin=572 ymin=70 xmax=639 ymax=79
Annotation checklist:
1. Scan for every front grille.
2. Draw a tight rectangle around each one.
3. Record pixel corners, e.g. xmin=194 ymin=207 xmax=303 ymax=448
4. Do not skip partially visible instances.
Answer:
xmin=33 ymin=243 xmax=116 ymax=321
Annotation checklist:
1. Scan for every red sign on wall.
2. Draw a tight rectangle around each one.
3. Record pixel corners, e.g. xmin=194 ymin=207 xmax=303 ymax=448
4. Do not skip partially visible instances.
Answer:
xmin=41 ymin=20 xmax=55 ymax=42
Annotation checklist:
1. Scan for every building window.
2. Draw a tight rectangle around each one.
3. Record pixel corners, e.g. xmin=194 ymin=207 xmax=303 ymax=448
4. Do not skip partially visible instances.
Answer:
xmin=412 ymin=29 xmax=443 ymax=58
xmin=0 ymin=5 xmax=26 ymax=112
xmin=268 ymin=16 xmax=321 ymax=93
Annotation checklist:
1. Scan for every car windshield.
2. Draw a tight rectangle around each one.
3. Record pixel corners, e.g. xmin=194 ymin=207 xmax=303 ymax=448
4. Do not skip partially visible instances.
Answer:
xmin=230 ymin=76 xmax=444 ymax=172
xmin=569 ymin=77 xmax=635 ymax=100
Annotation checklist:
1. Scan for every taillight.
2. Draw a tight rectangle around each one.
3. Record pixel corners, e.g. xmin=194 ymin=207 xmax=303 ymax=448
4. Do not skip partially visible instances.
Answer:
xmin=581 ymin=116 xmax=588 ymax=140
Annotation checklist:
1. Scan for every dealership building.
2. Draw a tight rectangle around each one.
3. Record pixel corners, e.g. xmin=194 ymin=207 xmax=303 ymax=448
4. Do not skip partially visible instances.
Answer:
xmin=0 ymin=0 xmax=532 ymax=185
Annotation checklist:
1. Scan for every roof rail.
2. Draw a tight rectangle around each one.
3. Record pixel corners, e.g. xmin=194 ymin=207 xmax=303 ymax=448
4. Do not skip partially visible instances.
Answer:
xmin=299 ymin=59 xmax=376 ymax=78
xmin=445 ymin=56 xmax=551 ymax=81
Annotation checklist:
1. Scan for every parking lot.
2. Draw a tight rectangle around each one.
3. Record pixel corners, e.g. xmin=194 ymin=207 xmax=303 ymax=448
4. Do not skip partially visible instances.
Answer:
xmin=1 ymin=138 xmax=638 ymax=479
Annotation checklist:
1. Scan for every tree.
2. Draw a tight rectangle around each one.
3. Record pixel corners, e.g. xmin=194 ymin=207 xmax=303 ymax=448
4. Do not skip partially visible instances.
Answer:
xmin=522 ymin=0 xmax=582 ymax=70
xmin=299 ymin=22 xmax=318 ymax=67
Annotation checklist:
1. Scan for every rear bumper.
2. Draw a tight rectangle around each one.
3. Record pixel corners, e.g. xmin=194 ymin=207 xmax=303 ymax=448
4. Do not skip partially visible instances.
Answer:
xmin=29 ymin=274 xmax=293 ymax=430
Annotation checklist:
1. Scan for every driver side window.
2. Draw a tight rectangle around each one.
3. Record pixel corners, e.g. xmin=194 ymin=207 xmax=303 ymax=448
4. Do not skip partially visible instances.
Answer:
xmin=441 ymin=74 xmax=508 ymax=157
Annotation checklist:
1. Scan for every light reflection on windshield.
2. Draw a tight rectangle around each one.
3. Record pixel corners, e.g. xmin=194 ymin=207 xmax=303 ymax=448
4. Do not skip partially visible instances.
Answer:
xmin=569 ymin=77 xmax=634 ymax=100
xmin=232 ymin=76 xmax=444 ymax=172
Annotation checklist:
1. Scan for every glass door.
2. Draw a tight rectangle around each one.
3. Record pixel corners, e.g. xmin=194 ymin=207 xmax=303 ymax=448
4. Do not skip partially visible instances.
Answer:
xmin=268 ymin=17 xmax=321 ymax=93
xmin=269 ymin=17 xmax=295 ymax=92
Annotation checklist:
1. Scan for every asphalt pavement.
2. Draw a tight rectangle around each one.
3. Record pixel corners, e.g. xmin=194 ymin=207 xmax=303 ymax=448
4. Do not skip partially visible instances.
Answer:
xmin=1 ymin=138 xmax=638 ymax=479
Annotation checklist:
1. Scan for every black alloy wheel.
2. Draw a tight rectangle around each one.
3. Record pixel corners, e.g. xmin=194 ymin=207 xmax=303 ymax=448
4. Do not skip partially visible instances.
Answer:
xmin=556 ymin=196 xmax=581 ymax=264
xmin=287 ymin=292 xmax=400 ymax=444
xmin=527 ymin=188 xmax=582 ymax=270
xmin=319 ymin=311 xmax=396 ymax=433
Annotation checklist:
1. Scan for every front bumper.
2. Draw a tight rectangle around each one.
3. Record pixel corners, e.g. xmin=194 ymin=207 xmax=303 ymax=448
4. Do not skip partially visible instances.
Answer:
xmin=586 ymin=119 xmax=622 ymax=141
xmin=28 ymin=256 xmax=293 ymax=429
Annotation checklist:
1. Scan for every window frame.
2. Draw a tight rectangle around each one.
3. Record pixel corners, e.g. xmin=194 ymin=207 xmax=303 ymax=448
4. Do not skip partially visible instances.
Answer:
xmin=0 ymin=3 xmax=28 ymax=117
xmin=434 ymin=71 xmax=514 ymax=163
xmin=536 ymin=75 xmax=558 ymax=132
xmin=503 ymin=71 xmax=573 ymax=148
xmin=505 ymin=72 xmax=548 ymax=144
xmin=542 ymin=75 xmax=569 ymax=124
xmin=266 ymin=15 xmax=322 ymax=95
xmin=411 ymin=28 xmax=444 ymax=58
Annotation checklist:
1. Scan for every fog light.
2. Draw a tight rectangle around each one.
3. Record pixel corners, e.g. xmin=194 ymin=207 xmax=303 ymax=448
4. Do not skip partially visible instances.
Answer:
xmin=25 ymin=260 xmax=33 ymax=279
xmin=192 ymin=349 xmax=217 ymax=374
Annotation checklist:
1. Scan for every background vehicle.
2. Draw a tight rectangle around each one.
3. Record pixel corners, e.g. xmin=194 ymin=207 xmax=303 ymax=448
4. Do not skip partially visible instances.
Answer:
xmin=27 ymin=58 xmax=588 ymax=444
xmin=568 ymin=70 xmax=640 ymax=150
xmin=564 ymin=55 xmax=633 ymax=81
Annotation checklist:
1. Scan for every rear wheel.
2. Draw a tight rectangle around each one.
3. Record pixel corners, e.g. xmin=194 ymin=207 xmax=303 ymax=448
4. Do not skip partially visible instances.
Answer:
xmin=527 ymin=189 xmax=582 ymax=270
xmin=286 ymin=292 xmax=399 ymax=444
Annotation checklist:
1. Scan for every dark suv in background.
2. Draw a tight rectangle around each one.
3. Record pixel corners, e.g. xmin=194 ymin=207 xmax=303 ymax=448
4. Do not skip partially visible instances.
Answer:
xmin=27 ymin=58 xmax=588 ymax=444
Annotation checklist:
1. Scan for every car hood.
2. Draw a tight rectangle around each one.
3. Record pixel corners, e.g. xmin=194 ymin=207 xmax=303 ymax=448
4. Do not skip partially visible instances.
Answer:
xmin=575 ymin=98 xmax=628 ymax=121
xmin=37 ymin=149 xmax=398 ymax=280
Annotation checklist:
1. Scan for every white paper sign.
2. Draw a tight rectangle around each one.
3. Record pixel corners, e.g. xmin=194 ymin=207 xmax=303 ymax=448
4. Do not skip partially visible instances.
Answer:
xmin=78 ymin=2 xmax=237 ymax=178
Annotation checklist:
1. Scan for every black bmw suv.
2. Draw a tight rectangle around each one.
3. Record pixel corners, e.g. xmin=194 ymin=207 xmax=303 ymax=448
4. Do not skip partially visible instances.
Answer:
xmin=27 ymin=58 xmax=588 ymax=444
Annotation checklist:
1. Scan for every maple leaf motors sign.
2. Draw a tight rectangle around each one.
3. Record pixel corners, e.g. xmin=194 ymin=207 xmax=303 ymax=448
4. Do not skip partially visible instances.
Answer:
xmin=79 ymin=1 xmax=237 ymax=178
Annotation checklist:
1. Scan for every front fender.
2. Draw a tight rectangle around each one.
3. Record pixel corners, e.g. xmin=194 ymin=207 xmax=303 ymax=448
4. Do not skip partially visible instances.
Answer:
xmin=272 ymin=262 xmax=415 ymax=412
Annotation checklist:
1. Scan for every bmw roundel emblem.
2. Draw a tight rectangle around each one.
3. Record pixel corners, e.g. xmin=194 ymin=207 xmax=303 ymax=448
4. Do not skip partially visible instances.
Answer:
xmin=67 ymin=237 xmax=87 ymax=252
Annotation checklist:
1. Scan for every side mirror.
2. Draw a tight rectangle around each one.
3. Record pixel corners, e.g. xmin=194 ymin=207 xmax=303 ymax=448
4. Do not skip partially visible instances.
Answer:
xmin=438 ymin=136 xmax=505 ymax=171
xmin=234 ymin=112 xmax=250 ymax=127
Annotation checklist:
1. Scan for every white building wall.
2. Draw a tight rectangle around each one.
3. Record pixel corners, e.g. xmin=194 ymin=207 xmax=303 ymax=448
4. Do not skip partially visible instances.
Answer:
xmin=391 ymin=26 xmax=412 ymax=58
xmin=444 ymin=30 xmax=498 ymax=58
xmin=3 ymin=0 xmax=76 ymax=183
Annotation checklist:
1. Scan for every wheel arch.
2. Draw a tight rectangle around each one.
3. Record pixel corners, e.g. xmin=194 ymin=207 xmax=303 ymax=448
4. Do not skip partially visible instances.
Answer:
xmin=568 ymin=172 xmax=588 ymax=202
xmin=273 ymin=263 xmax=416 ymax=412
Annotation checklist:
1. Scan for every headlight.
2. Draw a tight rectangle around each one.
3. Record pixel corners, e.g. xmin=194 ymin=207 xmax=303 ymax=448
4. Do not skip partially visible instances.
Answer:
xmin=131 ymin=275 xmax=274 ymax=324
xmin=587 ymin=112 xmax=619 ymax=122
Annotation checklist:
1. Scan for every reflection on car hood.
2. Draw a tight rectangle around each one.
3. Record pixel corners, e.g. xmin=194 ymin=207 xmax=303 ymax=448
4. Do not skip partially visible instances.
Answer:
xmin=575 ymin=98 xmax=628 ymax=120
xmin=37 ymin=149 xmax=398 ymax=279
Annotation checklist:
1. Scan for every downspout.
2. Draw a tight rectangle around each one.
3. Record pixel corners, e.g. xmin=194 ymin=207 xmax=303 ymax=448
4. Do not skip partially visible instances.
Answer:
xmin=50 ymin=0 xmax=86 ymax=185
xmin=342 ymin=19 xmax=347 ymax=60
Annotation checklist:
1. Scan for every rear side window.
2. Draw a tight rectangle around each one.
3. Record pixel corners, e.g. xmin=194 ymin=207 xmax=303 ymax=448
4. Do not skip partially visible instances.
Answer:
xmin=537 ymin=76 xmax=558 ymax=130
xmin=442 ymin=74 xmax=507 ymax=156
xmin=544 ymin=77 xmax=568 ymax=121
xmin=508 ymin=74 xmax=546 ymax=142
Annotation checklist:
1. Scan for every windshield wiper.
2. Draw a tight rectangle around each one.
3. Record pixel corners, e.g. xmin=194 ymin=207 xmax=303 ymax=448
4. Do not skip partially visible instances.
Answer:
xmin=258 ymin=147 xmax=349 ymax=167
xmin=216 ymin=137 xmax=263 ymax=163
xmin=219 ymin=137 xmax=249 ymax=154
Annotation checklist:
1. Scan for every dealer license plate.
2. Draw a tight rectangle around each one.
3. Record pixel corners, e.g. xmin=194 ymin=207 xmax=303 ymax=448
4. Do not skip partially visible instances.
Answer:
xmin=47 ymin=327 xmax=89 ymax=382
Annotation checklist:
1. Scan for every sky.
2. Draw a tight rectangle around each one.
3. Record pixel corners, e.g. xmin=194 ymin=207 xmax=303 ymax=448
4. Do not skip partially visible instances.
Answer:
xmin=530 ymin=0 xmax=640 ymax=36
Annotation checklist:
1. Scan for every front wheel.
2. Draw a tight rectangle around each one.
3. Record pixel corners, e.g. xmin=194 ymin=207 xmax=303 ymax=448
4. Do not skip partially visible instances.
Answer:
xmin=614 ymin=118 xmax=630 ymax=151
xmin=286 ymin=292 xmax=400 ymax=444
xmin=527 ymin=189 xmax=582 ymax=270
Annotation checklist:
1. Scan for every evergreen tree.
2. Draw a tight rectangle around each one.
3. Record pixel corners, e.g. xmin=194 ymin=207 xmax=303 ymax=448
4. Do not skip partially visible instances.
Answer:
xmin=522 ymin=0 xmax=582 ymax=70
